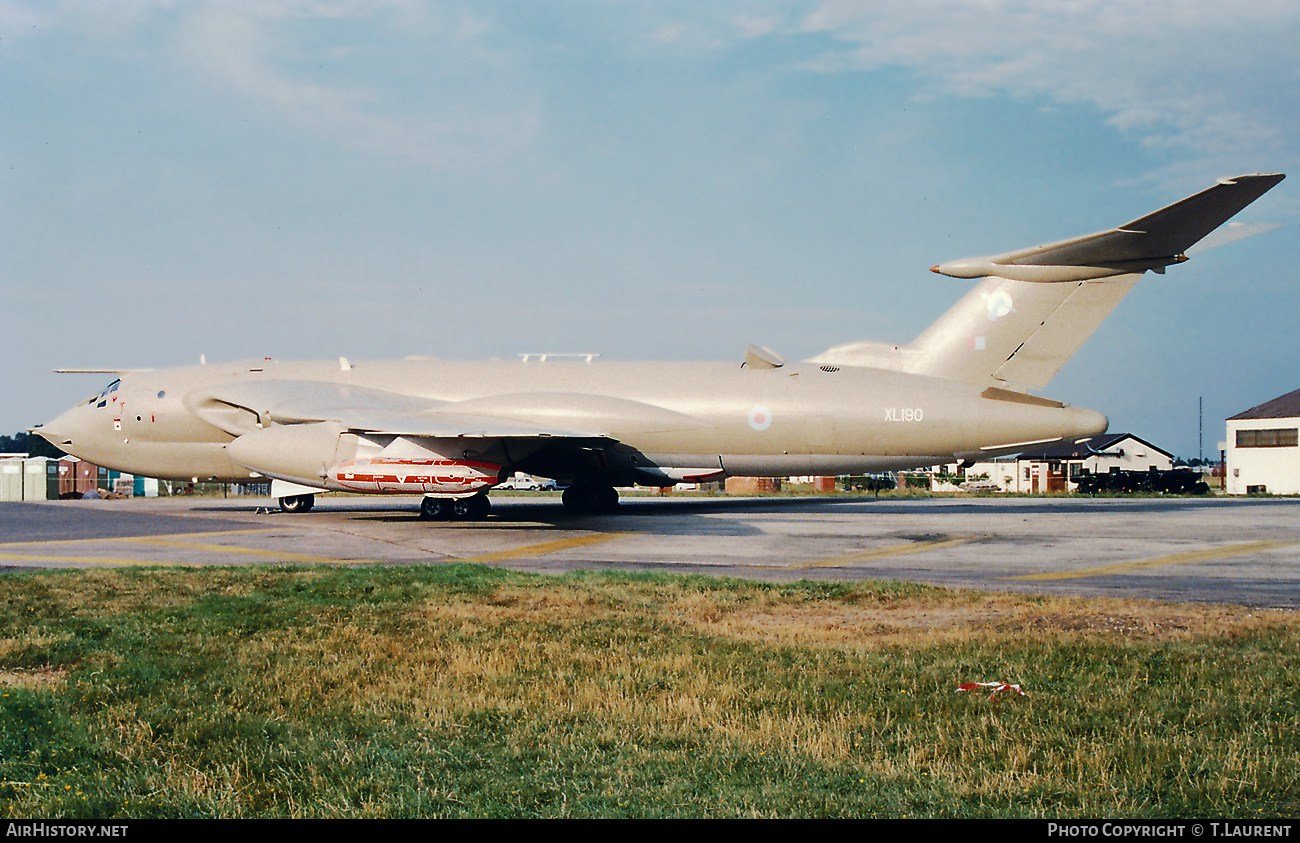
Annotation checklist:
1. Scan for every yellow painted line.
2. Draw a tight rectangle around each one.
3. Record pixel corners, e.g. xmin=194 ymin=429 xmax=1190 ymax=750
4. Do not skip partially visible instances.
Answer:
xmin=0 ymin=547 xmax=381 ymax=567
xmin=1007 ymin=540 xmax=1300 ymax=581
xmin=457 ymin=532 xmax=637 ymax=564
xmin=0 ymin=529 xmax=380 ymax=566
xmin=775 ymin=535 xmax=983 ymax=570
xmin=0 ymin=553 xmax=189 ymax=567
xmin=128 ymin=537 xmax=382 ymax=566
xmin=0 ymin=528 xmax=279 ymax=548
xmin=0 ymin=530 xmax=636 ymax=568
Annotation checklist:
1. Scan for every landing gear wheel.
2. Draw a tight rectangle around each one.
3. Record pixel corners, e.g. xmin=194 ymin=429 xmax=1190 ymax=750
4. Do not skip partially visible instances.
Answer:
xmin=561 ymin=485 xmax=619 ymax=514
xmin=451 ymin=493 xmax=492 ymax=521
xmin=420 ymin=496 xmax=453 ymax=520
xmin=278 ymin=494 xmax=315 ymax=513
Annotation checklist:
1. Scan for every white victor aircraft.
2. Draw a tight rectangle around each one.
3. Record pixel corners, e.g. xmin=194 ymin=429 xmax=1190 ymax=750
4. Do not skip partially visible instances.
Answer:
xmin=36 ymin=174 xmax=1284 ymax=519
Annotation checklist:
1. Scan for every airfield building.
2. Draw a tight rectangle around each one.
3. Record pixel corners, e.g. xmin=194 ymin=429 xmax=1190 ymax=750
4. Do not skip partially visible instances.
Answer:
xmin=939 ymin=433 xmax=1175 ymax=493
xmin=1224 ymin=388 xmax=1300 ymax=495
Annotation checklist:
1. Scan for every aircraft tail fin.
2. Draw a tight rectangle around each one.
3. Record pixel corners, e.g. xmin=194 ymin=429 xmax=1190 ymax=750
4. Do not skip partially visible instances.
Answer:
xmin=904 ymin=275 xmax=1138 ymax=389
xmin=811 ymin=174 xmax=1283 ymax=390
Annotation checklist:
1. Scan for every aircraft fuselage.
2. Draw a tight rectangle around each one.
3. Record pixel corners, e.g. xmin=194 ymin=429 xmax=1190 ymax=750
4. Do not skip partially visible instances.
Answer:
xmin=39 ymin=357 xmax=1107 ymax=489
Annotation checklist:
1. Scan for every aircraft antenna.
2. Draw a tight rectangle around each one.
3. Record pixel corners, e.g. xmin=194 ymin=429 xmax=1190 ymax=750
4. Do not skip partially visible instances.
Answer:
xmin=518 ymin=353 xmax=599 ymax=363
xmin=1199 ymin=396 xmax=1203 ymax=462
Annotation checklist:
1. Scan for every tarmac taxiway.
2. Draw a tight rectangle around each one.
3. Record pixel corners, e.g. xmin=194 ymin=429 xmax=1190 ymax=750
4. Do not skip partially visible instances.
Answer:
xmin=1 ymin=494 xmax=1297 ymax=608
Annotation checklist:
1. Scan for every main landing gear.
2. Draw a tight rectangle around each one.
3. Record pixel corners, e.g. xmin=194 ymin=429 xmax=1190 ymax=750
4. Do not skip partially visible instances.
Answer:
xmin=278 ymin=494 xmax=315 ymax=513
xmin=561 ymin=484 xmax=619 ymax=514
xmin=420 ymin=493 xmax=492 ymax=521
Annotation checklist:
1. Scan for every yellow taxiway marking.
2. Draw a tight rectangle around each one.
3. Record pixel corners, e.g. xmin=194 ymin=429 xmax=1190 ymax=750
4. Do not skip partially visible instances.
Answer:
xmin=0 ymin=553 xmax=197 ymax=567
xmin=0 ymin=546 xmax=382 ymax=567
xmin=0 ymin=528 xmax=280 ymax=548
xmin=0 ymin=528 xmax=636 ymax=567
xmin=456 ymin=532 xmax=637 ymax=564
xmin=126 ymin=537 xmax=384 ymax=566
xmin=1007 ymin=540 xmax=1300 ymax=581
xmin=777 ymin=535 xmax=983 ymax=570
xmin=0 ymin=527 xmax=380 ymax=566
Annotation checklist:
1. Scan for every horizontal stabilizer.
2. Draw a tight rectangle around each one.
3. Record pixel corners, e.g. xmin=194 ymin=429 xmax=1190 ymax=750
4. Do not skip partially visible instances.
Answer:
xmin=814 ymin=173 xmax=1284 ymax=390
xmin=933 ymin=173 xmax=1284 ymax=282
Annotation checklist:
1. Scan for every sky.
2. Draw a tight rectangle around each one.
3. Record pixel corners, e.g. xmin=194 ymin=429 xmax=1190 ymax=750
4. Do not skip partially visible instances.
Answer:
xmin=3 ymin=0 xmax=1297 ymax=460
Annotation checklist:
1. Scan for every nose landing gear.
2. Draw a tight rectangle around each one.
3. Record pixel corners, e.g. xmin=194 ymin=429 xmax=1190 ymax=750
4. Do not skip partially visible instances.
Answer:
xmin=278 ymin=494 xmax=315 ymax=513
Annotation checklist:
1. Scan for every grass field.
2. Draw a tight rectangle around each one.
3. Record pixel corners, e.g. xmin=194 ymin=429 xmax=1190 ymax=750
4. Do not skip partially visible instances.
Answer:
xmin=0 ymin=563 xmax=1296 ymax=818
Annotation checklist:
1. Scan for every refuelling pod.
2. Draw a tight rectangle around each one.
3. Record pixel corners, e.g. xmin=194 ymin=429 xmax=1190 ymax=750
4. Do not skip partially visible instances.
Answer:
xmin=227 ymin=423 xmax=506 ymax=495
xmin=328 ymin=457 xmax=502 ymax=496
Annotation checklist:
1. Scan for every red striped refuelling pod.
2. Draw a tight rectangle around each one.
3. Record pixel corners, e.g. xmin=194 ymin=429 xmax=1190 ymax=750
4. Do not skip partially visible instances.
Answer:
xmin=328 ymin=458 xmax=502 ymax=494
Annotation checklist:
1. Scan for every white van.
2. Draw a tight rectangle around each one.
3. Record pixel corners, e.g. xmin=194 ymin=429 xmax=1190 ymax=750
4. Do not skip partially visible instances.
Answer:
xmin=497 ymin=473 xmax=558 ymax=491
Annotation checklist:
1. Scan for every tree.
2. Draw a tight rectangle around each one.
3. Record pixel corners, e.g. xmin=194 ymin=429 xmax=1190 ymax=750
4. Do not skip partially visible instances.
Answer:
xmin=0 ymin=432 xmax=66 ymax=459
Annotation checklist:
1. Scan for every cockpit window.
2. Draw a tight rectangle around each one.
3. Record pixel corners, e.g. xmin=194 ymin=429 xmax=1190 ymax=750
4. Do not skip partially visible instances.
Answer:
xmin=95 ymin=379 xmax=121 ymax=408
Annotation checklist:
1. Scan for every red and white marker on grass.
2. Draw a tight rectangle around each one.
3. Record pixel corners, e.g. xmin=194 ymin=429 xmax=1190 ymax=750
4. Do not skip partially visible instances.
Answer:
xmin=956 ymin=681 xmax=1026 ymax=700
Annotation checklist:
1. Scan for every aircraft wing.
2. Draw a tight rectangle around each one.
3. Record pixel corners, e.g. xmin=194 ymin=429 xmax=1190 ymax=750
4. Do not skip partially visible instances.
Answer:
xmin=189 ymin=379 xmax=708 ymax=440
xmin=53 ymin=368 xmax=153 ymax=374
xmin=1004 ymin=172 xmax=1285 ymax=267
xmin=204 ymin=378 xmax=718 ymax=490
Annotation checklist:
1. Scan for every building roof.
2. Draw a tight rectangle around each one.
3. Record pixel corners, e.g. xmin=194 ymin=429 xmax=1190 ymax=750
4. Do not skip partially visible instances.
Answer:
xmin=1228 ymin=388 xmax=1300 ymax=421
xmin=1016 ymin=433 xmax=1173 ymax=461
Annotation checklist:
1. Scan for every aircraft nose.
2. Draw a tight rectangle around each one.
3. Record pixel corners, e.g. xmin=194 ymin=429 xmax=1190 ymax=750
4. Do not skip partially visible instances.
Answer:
xmin=35 ymin=403 xmax=90 ymax=450
xmin=31 ymin=424 xmax=64 ymax=448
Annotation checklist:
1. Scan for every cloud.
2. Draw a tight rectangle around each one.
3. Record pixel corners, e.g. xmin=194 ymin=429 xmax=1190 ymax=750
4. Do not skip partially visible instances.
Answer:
xmin=796 ymin=0 xmax=1300 ymax=183
xmin=172 ymin=1 xmax=538 ymax=170
xmin=0 ymin=0 xmax=46 ymax=40
xmin=735 ymin=16 xmax=776 ymax=39
xmin=649 ymin=23 xmax=689 ymax=44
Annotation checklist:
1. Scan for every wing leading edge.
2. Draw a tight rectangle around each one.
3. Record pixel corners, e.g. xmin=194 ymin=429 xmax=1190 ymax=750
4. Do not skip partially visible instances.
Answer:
xmin=189 ymin=379 xmax=710 ymax=439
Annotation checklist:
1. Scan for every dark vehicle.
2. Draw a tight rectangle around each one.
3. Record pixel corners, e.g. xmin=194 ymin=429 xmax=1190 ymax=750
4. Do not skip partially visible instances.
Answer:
xmin=1075 ymin=468 xmax=1210 ymax=495
xmin=842 ymin=474 xmax=897 ymax=493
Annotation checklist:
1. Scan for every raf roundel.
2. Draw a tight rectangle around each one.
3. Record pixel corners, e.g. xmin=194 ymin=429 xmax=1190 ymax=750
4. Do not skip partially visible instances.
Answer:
xmin=748 ymin=405 xmax=773 ymax=431
xmin=982 ymin=289 xmax=1015 ymax=321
